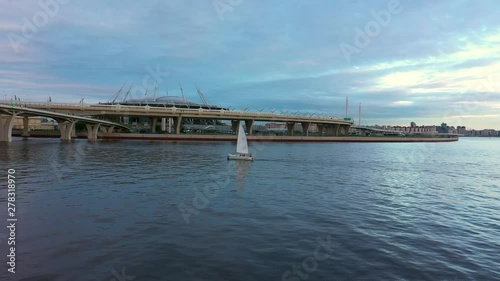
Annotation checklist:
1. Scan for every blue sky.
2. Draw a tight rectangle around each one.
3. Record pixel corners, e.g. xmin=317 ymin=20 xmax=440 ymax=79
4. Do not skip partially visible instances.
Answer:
xmin=1 ymin=0 xmax=500 ymax=129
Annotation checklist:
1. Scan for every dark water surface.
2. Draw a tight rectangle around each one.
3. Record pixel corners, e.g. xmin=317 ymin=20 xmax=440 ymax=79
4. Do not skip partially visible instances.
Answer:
xmin=0 ymin=137 xmax=499 ymax=281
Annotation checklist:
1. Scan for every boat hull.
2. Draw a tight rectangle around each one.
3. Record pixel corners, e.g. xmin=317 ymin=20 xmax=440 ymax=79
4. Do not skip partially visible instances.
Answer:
xmin=227 ymin=154 xmax=254 ymax=161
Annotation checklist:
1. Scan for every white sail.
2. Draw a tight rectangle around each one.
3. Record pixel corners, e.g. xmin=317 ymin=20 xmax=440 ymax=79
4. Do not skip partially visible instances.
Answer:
xmin=236 ymin=123 xmax=249 ymax=154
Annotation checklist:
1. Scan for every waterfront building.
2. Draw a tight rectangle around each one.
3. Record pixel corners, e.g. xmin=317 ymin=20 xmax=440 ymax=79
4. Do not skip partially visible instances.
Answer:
xmin=457 ymin=126 xmax=466 ymax=135
xmin=481 ymin=129 xmax=497 ymax=137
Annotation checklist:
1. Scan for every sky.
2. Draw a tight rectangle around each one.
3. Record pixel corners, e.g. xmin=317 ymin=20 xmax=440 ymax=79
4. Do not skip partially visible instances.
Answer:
xmin=1 ymin=0 xmax=499 ymax=129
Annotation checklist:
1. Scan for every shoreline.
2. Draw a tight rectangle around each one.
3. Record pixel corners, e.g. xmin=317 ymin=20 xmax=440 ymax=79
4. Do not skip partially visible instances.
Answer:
xmin=12 ymin=131 xmax=459 ymax=143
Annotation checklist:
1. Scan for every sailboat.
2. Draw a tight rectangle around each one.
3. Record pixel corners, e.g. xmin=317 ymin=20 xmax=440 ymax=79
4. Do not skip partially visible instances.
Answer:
xmin=228 ymin=123 xmax=254 ymax=161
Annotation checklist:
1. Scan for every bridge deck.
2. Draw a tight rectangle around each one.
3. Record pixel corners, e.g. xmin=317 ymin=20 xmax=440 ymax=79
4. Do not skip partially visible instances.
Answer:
xmin=3 ymin=102 xmax=353 ymax=126
xmin=0 ymin=104 xmax=129 ymax=142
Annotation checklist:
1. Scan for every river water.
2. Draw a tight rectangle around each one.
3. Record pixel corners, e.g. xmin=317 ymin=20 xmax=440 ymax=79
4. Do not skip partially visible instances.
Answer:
xmin=0 ymin=137 xmax=499 ymax=281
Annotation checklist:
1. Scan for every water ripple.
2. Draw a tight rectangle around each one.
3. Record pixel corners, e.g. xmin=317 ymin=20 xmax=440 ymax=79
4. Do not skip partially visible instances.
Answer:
xmin=0 ymin=138 xmax=499 ymax=280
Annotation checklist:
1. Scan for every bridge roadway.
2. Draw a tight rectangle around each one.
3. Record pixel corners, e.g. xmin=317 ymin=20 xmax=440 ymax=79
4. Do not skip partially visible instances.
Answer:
xmin=0 ymin=104 xmax=130 ymax=142
xmin=352 ymin=126 xmax=405 ymax=134
xmin=3 ymin=102 xmax=354 ymax=136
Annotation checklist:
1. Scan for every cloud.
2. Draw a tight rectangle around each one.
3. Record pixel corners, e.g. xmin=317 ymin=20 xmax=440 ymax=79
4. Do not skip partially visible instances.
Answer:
xmin=389 ymin=101 xmax=414 ymax=107
xmin=0 ymin=22 xmax=21 ymax=32
xmin=0 ymin=0 xmax=499 ymax=129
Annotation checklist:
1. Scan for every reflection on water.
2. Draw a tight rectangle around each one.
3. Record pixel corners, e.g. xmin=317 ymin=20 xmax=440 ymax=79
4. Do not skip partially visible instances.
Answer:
xmin=0 ymin=138 xmax=499 ymax=281
xmin=231 ymin=160 xmax=251 ymax=189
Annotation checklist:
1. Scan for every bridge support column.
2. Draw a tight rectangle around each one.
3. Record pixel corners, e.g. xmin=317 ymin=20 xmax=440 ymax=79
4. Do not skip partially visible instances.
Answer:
xmin=324 ymin=125 xmax=332 ymax=136
xmin=334 ymin=124 xmax=341 ymax=136
xmin=344 ymin=125 xmax=351 ymax=135
xmin=287 ymin=122 xmax=295 ymax=136
xmin=0 ymin=114 xmax=16 ymax=142
xmin=161 ymin=118 xmax=166 ymax=132
xmin=173 ymin=117 xmax=182 ymax=134
xmin=22 ymin=116 xmax=30 ymax=137
xmin=151 ymin=117 xmax=157 ymax=133
xmin=339 ymin=125 xmax=344 ymax=136
xmin=59 ymin=121 xmax=76 ymax=141
xmin=245 ymin=119 xmax=254 ymax=135
xmin=71 ymin=124 xmax=77 ymax=138
xmin=86 ymin=124 xmax=101 ymax=141
xmin=301 ymin=122 xmax=310 ymax=136
xmin=317 ymin=124 xmax=325 ymax=136
xmin=231 ymin=120 xmax=240 ymax=134
xmin=100 ymin=126 xmax=114 ymax=134
xmin=169 ymin=118 xmax=174 ymax=133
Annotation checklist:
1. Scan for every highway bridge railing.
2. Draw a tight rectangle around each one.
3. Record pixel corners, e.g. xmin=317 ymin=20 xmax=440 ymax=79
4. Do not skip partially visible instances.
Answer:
xmin=0 ymin=101 xmax=349 ymax=124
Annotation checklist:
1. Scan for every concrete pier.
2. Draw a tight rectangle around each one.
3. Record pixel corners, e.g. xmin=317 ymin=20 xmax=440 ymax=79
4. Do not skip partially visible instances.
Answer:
xmin=317 ymin=124 xmax=325 ymax=136
xmin=245 ymin=119 xmax=254 ymax=135
xmin=59 ymin=121 xmax=76 ymax=141
xmin=151 ymin=117 xmax=157 ymax=133
xmin=0 ymin=114 xmax=16 ymax=142
xmin=173 ymin=116 xmax=182 ymax=134
xmin=334 ymin=124 xmax=340 ymax=136
xmin=301 ymin=122 xmax=310 ymax=136
xmin=287 ymin=122 xmax=295 ymax=136
xmin=100 ymin=126 xmax=115 ymax=134
xmin=86 ymin=124 xmax=101 ymax=141
xmin=231 ymin=120 xmax=240 ymax=134
xmin=161 ymin=118 xmax=166 ymax=131
xmin=22 ymin=116 xmax=30 ymax=137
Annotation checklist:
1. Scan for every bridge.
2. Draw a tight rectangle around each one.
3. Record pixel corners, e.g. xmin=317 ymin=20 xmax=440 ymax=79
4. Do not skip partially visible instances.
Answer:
xmin=352 ymin=125 xmax=445 ymax=136
xmin=351 ymin=126 xmax=406 ymax=135
xmin=0 ymin=104 xmax=130 ymax=142
xmin=1 ymin=101 xmax=353 ymax=138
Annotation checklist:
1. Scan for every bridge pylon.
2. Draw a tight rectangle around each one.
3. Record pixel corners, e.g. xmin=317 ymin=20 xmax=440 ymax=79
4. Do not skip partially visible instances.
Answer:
xmin=317 ymin=124 xmax=325 ymax=136
xmin=173 ymin=116 xmax=182 ymax=134
xmin=57 ymin=120 xmax=77 ymax=141
xmin=231 ymin=120 xmax=240 ymax=134
xmin=245 ymin=119 xmax=254 ymax=135
xmin=0 ymin=114 xmax=16 ymax=142
xmin=22 ymin=116 xmax=30 ymax=137
xmin=287 ymin=122 xmax=295 ymax=136
xmin=86 ymin=124 xmax=101 ymax=141
xmin=301 ymin=122 xmax=311 ymax=136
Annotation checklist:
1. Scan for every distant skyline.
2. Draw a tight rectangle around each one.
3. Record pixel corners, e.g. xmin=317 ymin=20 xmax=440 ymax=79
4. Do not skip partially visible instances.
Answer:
xmin=1 ymin=0 xmax=499 ymax=129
